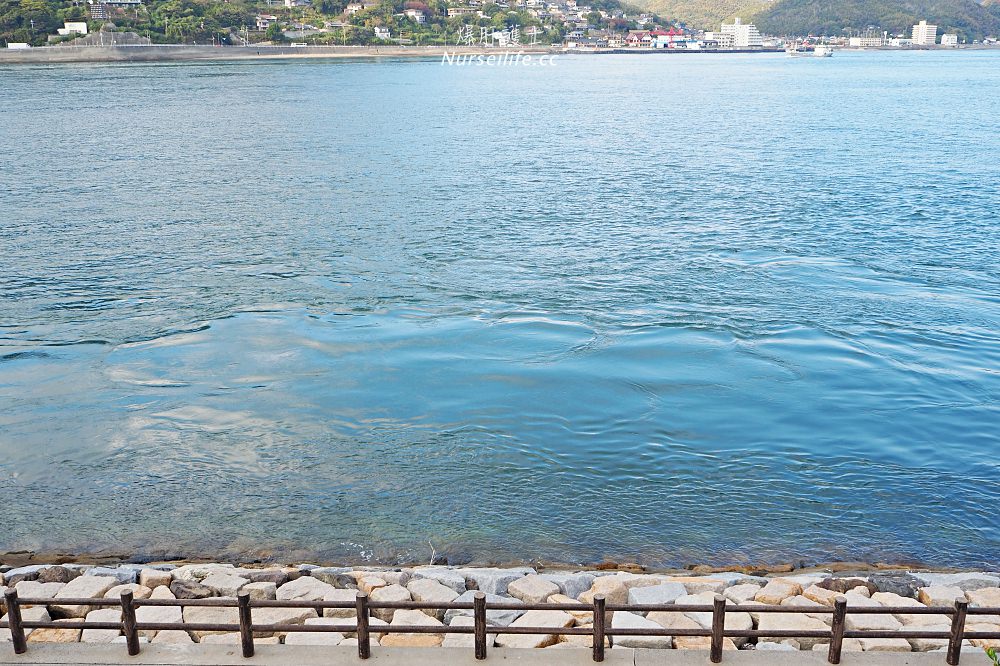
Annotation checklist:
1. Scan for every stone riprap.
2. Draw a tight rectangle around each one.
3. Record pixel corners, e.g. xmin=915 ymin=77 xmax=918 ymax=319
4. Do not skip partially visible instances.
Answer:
xmin=1 ymin=563 xmax=999 ymax=652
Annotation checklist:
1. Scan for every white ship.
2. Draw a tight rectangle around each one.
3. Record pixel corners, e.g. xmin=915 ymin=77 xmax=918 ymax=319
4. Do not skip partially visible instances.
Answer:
xmin=786 ymin=44 xmax=834 ymax=57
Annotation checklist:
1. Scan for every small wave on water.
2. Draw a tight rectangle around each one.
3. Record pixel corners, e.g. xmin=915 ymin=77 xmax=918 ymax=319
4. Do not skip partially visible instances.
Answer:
xmin=0 ymin=350 xmax=52 ymax=362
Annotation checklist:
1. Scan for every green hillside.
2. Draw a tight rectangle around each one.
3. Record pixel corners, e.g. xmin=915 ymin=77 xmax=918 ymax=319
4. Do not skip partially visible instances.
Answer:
xmin=752 ymin=0 xmax=1000 ymax=39
xmin=630 ymin=0 xmax=772 ymax=28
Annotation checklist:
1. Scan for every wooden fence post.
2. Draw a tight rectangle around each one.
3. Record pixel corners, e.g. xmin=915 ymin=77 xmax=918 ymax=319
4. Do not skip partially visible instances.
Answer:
xmin=592 ymin=595 xmax=605 ymax=662
xmin=827 ymin=596 xmax=847 ymax=664
xmin=473 ymin=591 xmax=487 ymax=660
xmin=238 ymin=592 xmax=254 ymax=658
xmin=3 ymin=589 xmax=27 ymax=654
xmin=947 ymin=598 xmax=968 ymax=665
xmin=120 ymin=590 xmax=140 ymax=656
xmin=710 ymin=594 xmax=726 ymax=663
xmin=356 ymin=591 xmax=371 ymax=659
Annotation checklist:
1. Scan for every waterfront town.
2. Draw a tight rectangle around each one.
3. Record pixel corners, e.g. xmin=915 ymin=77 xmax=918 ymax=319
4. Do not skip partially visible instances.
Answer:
xmin=4 ymin=0 xmax=998 ymax=51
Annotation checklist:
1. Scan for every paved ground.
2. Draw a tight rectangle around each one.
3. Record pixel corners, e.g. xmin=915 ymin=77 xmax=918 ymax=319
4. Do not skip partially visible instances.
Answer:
xmin=0 ymin=645 xmax=994 ymax=665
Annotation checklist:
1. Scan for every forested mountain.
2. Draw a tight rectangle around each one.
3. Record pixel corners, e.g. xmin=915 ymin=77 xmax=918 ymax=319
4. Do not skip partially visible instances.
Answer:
xmin=632 ymin=0 xmax=1000 ymax=38
xmin=753 ymin=0 xmax=1000 ymax=39
xmin=628 ymin=0 xmax=772 ymax=28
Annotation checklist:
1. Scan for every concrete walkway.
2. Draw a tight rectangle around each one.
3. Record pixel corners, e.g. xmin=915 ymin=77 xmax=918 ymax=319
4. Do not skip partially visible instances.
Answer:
xmin=0 ymin=645 xmax=994 ymax=665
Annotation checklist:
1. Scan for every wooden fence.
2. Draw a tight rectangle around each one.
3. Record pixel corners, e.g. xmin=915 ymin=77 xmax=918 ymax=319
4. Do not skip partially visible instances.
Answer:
xmin=3 ymin=588 xmax=999 ymax=664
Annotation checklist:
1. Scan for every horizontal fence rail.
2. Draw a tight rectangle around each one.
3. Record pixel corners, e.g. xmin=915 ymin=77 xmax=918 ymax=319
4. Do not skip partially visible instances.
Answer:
xmin=3 ymin=588 xmax=999 ymax=664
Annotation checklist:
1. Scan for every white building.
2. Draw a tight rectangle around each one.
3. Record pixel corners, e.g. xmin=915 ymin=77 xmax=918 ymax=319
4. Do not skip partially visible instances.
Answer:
xmin=912 ymin=20 xmax=937 ymax=45
xmin=703 ymin=31 xmax=735 ymax=48
xmin=256 ymin=14 xmax=277 ymax=30
xmin=403 ymin=8 xmax=426 ymax=22
xmin=57 ymin=21 xmax=88 ymax=36
xmin=940 ymin=33 xmax=958 ymax=46
xmin=374 ymin=25 xmax=391 ymax=40
xmin=345 ymin=1 xmax=378 ymax=14
xmin=720 ymin=17 xmax=762 ymax=48
xmin=848 ymin=29 xmax=884 ymax=47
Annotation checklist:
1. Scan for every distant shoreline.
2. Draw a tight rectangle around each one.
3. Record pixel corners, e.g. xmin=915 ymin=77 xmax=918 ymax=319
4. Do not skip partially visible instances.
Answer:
xmin=2 ymin=43 xmax=997 ymax=65
xmin=0 ymin=44 xmax=557 ymax=64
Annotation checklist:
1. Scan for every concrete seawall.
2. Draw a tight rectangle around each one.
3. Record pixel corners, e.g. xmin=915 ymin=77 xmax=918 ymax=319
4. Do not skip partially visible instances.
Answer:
xmin=0 ymin=44 xmax=557 ymax=64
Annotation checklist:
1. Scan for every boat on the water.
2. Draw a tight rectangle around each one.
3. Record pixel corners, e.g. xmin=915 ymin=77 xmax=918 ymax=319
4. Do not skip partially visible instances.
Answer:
xmin=786 ymin=44 xmax=834 ymax=57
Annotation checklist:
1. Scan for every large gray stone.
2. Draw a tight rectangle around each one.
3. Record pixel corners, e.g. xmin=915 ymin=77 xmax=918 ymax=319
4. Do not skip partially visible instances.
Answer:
xmin=406 ymin=577 xmax=459 ymax=620
xmin=244 ymin=569 xmax=290 ymax=586
xmin=965 ymin=587 xmax=1000 ymax=624
xmin=507 ymin=575 xmax=560 ymax=604
xmin=459 ymin=567 xmax=533 ymax=595
xmin=283 ymin=617 xmax=345 ymax=645
xmin=912 ymin=572 xmax=1000 ymax=591
xmin=918 ymin=586 xmax=966 ymax=607
xmin=666 ymin=576 xmax=727 ymax=595
xmin=169 ymin=579 xmax=214 ymax=599
xmin=322 ymin=588 xmax=359 ymax=619
xmin=139 ymin=569 xmax=173 ymax=589
xmin=869 ymin=573 xmax=921 ymax=598
xmin=843 ymin=591 xmax=902 ymax=632
xmin=308 ymin=567 xmax=353 ymax=587
xmin=627 ymin=582 xmax=687 ymax=606
xmin=37 ymin=567 xmax=81 ymax=584
xmin=755 ymin=579 xmax=803 ymax=604
xmin=380 ymin=609 xmax=444 ymax=647
xmin=170 ymin=564 xmax=238 ymax=582
xmin=706 ymin=572 xmax=768 ymax=586
xmin=610 ymin=610 xmax=672 ymax=649
xmin=276 ymin=575 xmax=336 ymax=601
xmin=84 ymin=567 xmax=137 ymax=584
xmin=444 ymin=591 xmax=524 ymax=627
xmin=442 ymin=615 xmax=496 ymax=648
xmin=495 ymin=609 xmax=573 ymax=648
xmin=724 ymin=584 xmax=762 ymax=604
xmin=1 ymin=607 xmax=50 ymax=641
xmin=3 ymin=566 xmax=48 ymax=584
xmin=14 ymin=580 xmax=65 ymax=605
xmin=51 ymin=576 xmax=118 ymax=617
xmin=25 ymin=618 xmax=81 ymax=643
xmin=408 ymin=567 xmax=467 ymax=594
xmin=242 ymin=581 xmax=277 ymax=600
xmin=182 ymin=603 xmax=239 ymax=639
xmin=251 ymin=606 xmax=318 ymax=637
xmin=80 ymin=608 xmax=122 ymax=643
xmin=136 ymin=600 xmax=183 ymax=640
xmin=539 ymin=573 xmax=595 ymax=600
xmin=757 ymin=612 xmax=831 ymax=650
xmin=369 ymin=584 xmax=411 ymax=622
xmin=374 ymin=571 xmax=410 ymax=587
xmin=200 ymin=572 xmax=248 ymax=596
xmin=104 ymin=584 xmax=152 ymax=600
xmin=679 ymin=592 xmax=754 ymax=647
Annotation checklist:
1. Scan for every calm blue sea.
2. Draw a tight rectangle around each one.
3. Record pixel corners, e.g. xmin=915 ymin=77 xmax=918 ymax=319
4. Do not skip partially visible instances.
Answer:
xmin=1 ymin=50 xmax=998 ymax=568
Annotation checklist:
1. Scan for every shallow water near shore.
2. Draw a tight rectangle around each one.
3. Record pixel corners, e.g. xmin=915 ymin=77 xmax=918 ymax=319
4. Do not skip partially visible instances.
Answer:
xmin=1 ymin=50 xmax=999 ymax=568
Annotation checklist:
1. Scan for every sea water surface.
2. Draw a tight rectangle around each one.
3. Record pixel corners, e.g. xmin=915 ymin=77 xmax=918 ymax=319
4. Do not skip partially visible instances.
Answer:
xmin=1 ymin=50 xmax=998 ymax=568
